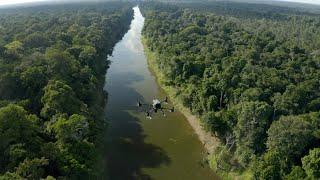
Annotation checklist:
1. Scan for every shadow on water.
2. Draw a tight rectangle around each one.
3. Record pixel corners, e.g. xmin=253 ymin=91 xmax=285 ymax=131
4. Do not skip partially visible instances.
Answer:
xmin=105 ymin=71 xmax=171 ymax=180
xmin=103 ymin=6 xmax=218 ymax=180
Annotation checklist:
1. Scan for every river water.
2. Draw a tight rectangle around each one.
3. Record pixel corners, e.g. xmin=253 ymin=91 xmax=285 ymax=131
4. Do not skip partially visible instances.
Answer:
xmin=104 ymin=6 xmax=218 ymax=180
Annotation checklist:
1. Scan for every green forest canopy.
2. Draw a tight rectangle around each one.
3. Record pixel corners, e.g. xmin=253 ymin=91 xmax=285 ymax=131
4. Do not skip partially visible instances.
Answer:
xmin=1 ymin=0 xmax=320 ymax=179
xmin=141 ymin=1 xmax=320 ymax=179
xmin=0 ymin=2 xmax=133 ymax=179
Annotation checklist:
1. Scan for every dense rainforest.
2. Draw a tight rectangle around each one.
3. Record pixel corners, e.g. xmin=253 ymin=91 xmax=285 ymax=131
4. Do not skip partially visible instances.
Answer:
xmin=141 ymin=1 xmax=320 ymax=179
xmin=0 ymin=2 xmax=132 ymax=179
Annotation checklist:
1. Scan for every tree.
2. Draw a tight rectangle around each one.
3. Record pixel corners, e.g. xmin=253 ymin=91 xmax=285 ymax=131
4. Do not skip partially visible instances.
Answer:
xmin=267 ymin=116 xmax=315 ymax=161
xmin=253 ymin=151 xmax=284 ymax=180
xmin=0 ymin=104 xmax=40 ymax=172
xmin=0 ymin=104 xmax=39 ymax=148
xmin=45 ymin=49 xmax=80 ymax=83
xmin=142 ymin=1 xmax=320 ymax=177
xmin=23 ymin=33 xmax=50 ymax=49
xmin=78 ymin=46 xmax=97 ymax=68
xmin=302 ymin=148 xmax=320 ymax=178
xmin=0 ymin=172 xmax=22 ymax=180
xmin=48 ymin=114 xmax=89 ymax=143
xmin=4 ymin=41 xmax=24 ymax=59
xmin=201 ymin=112 xmax=229 ymax=138
xmin=285 ymin=166 xmax=306 ymax=180
xmin=0 ymin=2 xmax=133 ymax=178
xmin=7 ymin=144 xmax=28 ymax=170
xmin=235 ymin=101 xmax=272 ymax=166
xmin=0 ymin=72 xmax=24 ymax=100
xmin=15 ymin=157 xmax=49 ymax=180
xmin=20 ymin=66 xmax=49 ymax=98
xmin=41 ymin=80 xmax=86 ymax=119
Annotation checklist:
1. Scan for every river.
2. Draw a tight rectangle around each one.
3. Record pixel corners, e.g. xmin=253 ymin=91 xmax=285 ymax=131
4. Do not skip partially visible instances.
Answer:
xmin=104 ymin=6 xmax=218 ymax=180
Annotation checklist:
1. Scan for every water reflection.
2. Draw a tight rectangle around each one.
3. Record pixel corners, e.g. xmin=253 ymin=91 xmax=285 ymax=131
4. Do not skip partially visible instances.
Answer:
xmin=104 ymin=6 xmax=217 ymax=180
xmin=105 ymin=6 xmax=170 ymax=180
xmin=124 ymin=6 xmax=145 ymax=53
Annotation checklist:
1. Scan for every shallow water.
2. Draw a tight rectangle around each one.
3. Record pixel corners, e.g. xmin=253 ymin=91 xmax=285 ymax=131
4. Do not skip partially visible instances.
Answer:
xmin=104 ymin=6 xmax=218 ymax=180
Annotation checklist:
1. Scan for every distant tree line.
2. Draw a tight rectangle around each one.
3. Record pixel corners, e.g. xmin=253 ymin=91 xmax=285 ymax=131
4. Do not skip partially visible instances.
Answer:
xmin=0 ymin=2 xmax=133 ymax=179
xmin=141 ymin=2 xmax=320 ymax=179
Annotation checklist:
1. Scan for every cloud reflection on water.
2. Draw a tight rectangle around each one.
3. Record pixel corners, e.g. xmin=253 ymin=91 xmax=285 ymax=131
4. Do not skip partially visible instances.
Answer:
xmin=124 ymin=6 xmax=145 ymax=53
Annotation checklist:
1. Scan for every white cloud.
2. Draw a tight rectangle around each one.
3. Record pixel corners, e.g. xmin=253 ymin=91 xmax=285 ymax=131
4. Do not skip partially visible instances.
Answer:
xmin=281 ymin=0 xmax=320 ymax=5
xmin=0 ymin=0 xmax=46 ymax=6
xmin=124 ymin=7 xmax=145 ymax=53
xmin=0 ymin=0 xmax=320 ymax=7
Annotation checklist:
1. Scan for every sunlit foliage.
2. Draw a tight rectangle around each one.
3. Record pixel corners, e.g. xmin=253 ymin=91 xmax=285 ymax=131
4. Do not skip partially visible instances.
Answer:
xmin=0 ymin=2 xmax=133 ymax=178
xmin=141 ymin=2 xmax=320 ymax=178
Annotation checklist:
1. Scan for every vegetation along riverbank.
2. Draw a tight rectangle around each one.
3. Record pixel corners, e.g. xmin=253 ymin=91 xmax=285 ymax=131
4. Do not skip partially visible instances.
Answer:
xmin=143 ymin=37 xmax=219 ymax=154
xmin=0 ymin=2 xmax=133 ymax=179
xmin=141 ymin=1 xmax=320 ymax=179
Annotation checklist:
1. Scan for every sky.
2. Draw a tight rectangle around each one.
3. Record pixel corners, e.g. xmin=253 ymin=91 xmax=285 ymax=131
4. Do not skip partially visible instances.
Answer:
xmin=0 ymin=0 xmax=320 ymax=6
xmin=0 ymin=0 xmax=46 ymax=6
xmin=280 ymin=0 xmax=320 ymax=5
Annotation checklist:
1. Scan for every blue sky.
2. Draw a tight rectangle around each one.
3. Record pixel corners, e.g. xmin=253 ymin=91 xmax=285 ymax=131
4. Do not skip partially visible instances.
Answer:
xmin=0 ymin=0 xmax=320 ymax=6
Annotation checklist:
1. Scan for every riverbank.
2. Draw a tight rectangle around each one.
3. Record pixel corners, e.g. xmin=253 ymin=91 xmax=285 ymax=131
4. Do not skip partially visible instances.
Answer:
xmin=142 ymin=37 xmax=254 ymax=180
xmin=104 ymin=6 xmax=218 ymax=179
xmin=142 ymin=38 xmax=219 ymax=154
